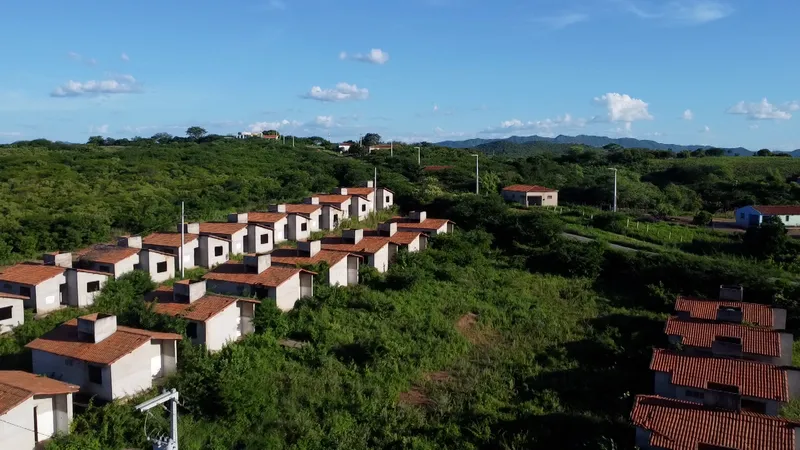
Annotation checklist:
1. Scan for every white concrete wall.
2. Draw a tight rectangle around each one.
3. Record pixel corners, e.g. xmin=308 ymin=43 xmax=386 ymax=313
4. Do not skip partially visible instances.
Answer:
xmin=377 ymin=189 xmax=393 ymax=210
xmin=0 ymin=397 xmax=37 ymax=449
xmin=248 ymin=225 xmax=274 ymax=254
xmin=33 ymin=275 xmax=67 ymax=313
xmin=287 ymin=215 xmax=310 ymax=242
xmin=112 ymin=254 xmax=139 ymax=279
xmin=735 ymin=206 xmax=760 ymax=228
xmin=31 ymin=349 xmax=113 ymax=400
xmin=199 ymin=236 xmax=230 ymax=269
xmin=367 ymin=245 xmax=390 ymax=273
xmin=110 ymin=341 xmax=160 ymax=399
xmin=228 ymin=229 xmax=248 ymax=255
xmin=351 ymin=197 xmax=372 ymax=220
xmin=272 ymin=218 xmax=288 ymax=243
xmin=0 ymin=297 xmax=24 ymax=334
xmin=328 ymin=257 xmax=349 ymax=286
xmin=145 ymin=240 xmax=198 ymax=272
xmin=309 ymin=211 xmax=322 ymax=232
xmin=204 ymin=302 xmax=240 ymax=351
xmin=67 ymin=270 xmax=109 ymax=307
xmin=275 ymin=273 xmax=301 ymax=311
xmin=140 ymin=250 xmax=175 ymax=284
xmin=406 ymin=236 xmax=421 ymax=253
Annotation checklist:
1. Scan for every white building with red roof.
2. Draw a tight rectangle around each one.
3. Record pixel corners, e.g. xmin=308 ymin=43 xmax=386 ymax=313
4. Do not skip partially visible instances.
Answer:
xmin=501 ymin=184 xmax=558 ymax=207
xmin=0 ymin=292 xmax=25 ymax=334
xmin=322 ymin=229 xmax=393 ymax=273
xmin=229 ymin=211 xmax=288 ymax=244
xmin=26 ymin=313 xmax=181 ymax=401
xmin=77 ymin=245 xmax=141 ymax=279
xmin=674 ymin=296 xmax=787 ymax=330
xmin=387 ymin=211 xmax=454 ymax=237
xmin=0 ymin=371 xmax=79 ymax=449
xmin=271 ymin=240 xmax=361 ymax=286
xmin=736 ymin=205 xmax=800 ymax=228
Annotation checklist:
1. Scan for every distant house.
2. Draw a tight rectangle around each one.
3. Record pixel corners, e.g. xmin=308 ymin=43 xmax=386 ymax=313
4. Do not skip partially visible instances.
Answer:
xmin=333 ymin=187 xmax=373 ymax=220
xmin=0 ymin=263 xmax=67 ymax=314
xmin=501 ymin=184 xmax=559 ymax=207
xmin=0 ymin=371 xmax=79 ymax=449
xmin=664 ymin=316 xmax=793 ymax=366
xmin=77 ymin=245 xmax=140 ymax=279
xmin=630 ymin=395 xmax=799 ymax=450
xmin=147 ymin=280 xmax=258 ymax=352
xmin=321 ymin=229 xmax=393 ymax=273
xmin=199 ymin=222 xmax=249 ymax=256
xmin=115 ymin=236 xmax=175 ymax=283
xmin=178 ymin=223 xmax=230 ymax=269
xmin=387 ymin=211 xmax=455 ymax=236
xmin=339 ymin=181 xmax=394 ymax=212
xmin=262 ymin=134 xmax=280 ymax=140
xmin=735 ymin=205 xmax=800 ymax=228
xmin=271 ymin=240 xmax=361 ymax=286
xmin=368 ymin=144 xmax=392 ymax=153
xmin=236 ymin=131 xmax=254 ymax=139
xmin=269 ymin=204 xmax=311 ymax=241
xmin=364 ymin=222 xmax=428 ymax=259
xmin=229 ymin=212 xmax=287 ymax=245
xmin=286 ymin=203 xmax=325 ymax=234
xmin=0 ymin=293 xmax=26 ymax=334
xmin=142 ymin=232 xmax=200 ymax=272
xmin=650 ymin=348 xmax=799 ymax=416
xmin=203 ymin=254 xmax=314 ymax=311
xmin=302 ymin=197 xmax=345 ymax=231
xmin=674 ymin=296 xmax=787 ymax=330
xmin=26 ymin=313 xmax=181 ymax=401
xmin=338 ymin=142 xmax=354 ymax=152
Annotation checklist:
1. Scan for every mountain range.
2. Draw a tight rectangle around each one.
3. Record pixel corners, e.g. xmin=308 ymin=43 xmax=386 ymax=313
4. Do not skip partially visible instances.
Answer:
xmin=436 ymin=134 xmax=800 ymax=157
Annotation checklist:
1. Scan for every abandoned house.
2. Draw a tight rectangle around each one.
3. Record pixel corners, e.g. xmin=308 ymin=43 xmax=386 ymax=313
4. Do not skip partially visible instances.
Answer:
xmin=77 ymin=246 xmax=141 ymax=279
xmin=269 ymin=204 xmax=312 ymax=241
xmin=501 ymin=184 xmax=559 ymax=207
xmin=311 ymin=194 xmax=352 ymax=225
xmin=365 ymin=222 xmax=428 ymax=258
xmin=116 ymin=236 xmax=176 ymax=283
xmin=674 ymin=296 xmax=787 ymax=330
xmin=142 ymin=232 xmax=200 ymax=272
xmin=26 ymin=313 xmax=181 ymax=401
xmin=198 ymin=222 xmax=249 ymax=256
xmin=177 ymin=223 xmax=230 ymax=268
xmin=229 ymin=212 xmax=287 ymax=244
xmin=0 ymin=293 xmax=25 ymax=334
xmin=0 ymin=263 xmax=67 ymax=314
xmin=270 ymin=240 xmax=361 ymax=286
xmin=387 ymin=211 xmax=455 ymax=236
xmin=321 ymin=229 xmax=393 ymax=273
xmin=332 ymin=187 xmax=373 ymax=220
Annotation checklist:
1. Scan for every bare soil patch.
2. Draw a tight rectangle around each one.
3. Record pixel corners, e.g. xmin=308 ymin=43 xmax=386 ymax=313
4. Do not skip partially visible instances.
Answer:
xmin=398 ymin=387 xmax=432 ymax=406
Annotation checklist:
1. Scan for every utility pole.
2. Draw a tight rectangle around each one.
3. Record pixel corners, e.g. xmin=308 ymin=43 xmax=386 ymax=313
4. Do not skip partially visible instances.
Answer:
xmin=292 ymin=136 xmax=295 ymax=148
xmin=374 ymin=167 xmax=377 ymax=191
xmin=390 ymin=140 xmax=393 ymax=158
xmin=135 ymin=389 xmax=180 ymax=450
xmin=414 ymin=147 xmax=421 ymax=165
xmin=608 ymin=168 xmax=618 ymax=212
xmin=180 ymin=202 xmax=185 ymax=278
xmin=472 ymin=154 xmax=479 ymax=194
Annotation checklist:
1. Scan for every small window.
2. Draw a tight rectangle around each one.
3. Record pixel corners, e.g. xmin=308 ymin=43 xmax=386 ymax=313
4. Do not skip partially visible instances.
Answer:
xmin=685 ymin=390 xmax=704 ymax=399
xmin=547 ymin=195 xmax=553 ymax=199
xmin=301 ymin=223 xmax=308 ymax=232
xmin=19 ymin=286 xmax=31 ymax=297
xmin=0 ymin=306 xmax=12 ymax=321
xmin=361 ymin=204 xmax=367 ymax=212
xmin=214 ymin=246 xmax=224 ymax=257
xmin=333 ymin=214 xmax=339 ymax=223
xmin=88 ymin=365 xmax=102 ymax=384
xmin=786 ymin=216 xmax=790 ymax=221
xmin=87 ymin=281 xmax=101 ymax=293
xmin=156 ymin=261 xmax=168 ymax=273
xmin=260 ymin=234 xmax=269 ymax=244
xmin=186 ymin=322 xmax=198 ymax=339
xmin=385 ymin=196 xmax=390 ymax=203
xmin=740 ymin=213 xmax=745 ymax=219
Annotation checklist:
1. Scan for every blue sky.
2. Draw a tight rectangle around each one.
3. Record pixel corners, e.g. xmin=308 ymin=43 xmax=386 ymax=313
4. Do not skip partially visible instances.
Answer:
xmin=1 ymin=0 xmax=798 ymax=150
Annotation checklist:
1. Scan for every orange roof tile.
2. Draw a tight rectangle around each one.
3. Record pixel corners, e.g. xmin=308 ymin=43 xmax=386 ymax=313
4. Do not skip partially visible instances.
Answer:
xmin=753 ymin=205 xmax=800 ymax=216
xmin=247 ymin=212 xmax=288 ymax=224
xmin=665 ymin=317 xmax=783 ymax=357
xmin=147 ymin=287 xmax=258 ymax=322
xmin=344 ymin=187 xmax=374 ymax=196
xmin=389 ymin=217 xmax=453 ymax=231
xmin=143 ymin=232 xmax=198 ymax=248
xmin=321 ymin=236 xmax=390 ymax=255
xmin=650 ymin=349 xmax=789 ymax=402
xmin=203 ymin=262 xmax=307 ymax=288
xmin=675 ymin=297 xmax=776 ymax=327
xmin=315 ymin=194 xmax=351 ymax=205
xmin=502 ymin=184 xmax=558 ymax=193
xmin=285 ymin=204 xmax=322 ymax=215
xmin=199 ymin=222 xmax=248 ymax=236
xmin=25 ymin=318 xmax=182 ymax=365
xmin=631 ymin=395 xmax=797 ymax=450
xmin=0 ymin=371 xmax=79 ymax=415
xmin=79 ymin=246 xmax=140 ymax=265
xmin=270 ymin=249 xmax=352 ymax=267
xmin=0 ymin=263 xmax=65 ymax=286
xmin=363 ymin=230 xmax=423 ymax=246
xmin=423 ymin=165 xmax=454 ymax=172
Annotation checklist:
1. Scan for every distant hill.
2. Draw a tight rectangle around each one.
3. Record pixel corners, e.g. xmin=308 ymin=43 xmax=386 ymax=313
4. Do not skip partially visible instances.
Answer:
xmin=437 ymin=134 xmax=755 ymax=156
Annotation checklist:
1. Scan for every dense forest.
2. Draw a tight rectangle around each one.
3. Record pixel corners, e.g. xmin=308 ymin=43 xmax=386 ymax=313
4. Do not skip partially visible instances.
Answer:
xmin=2 ymin=136 xmax=800 ymax=449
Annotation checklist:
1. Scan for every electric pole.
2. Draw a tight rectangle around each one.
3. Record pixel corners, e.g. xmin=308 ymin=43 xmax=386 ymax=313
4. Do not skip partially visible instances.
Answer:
xmin=608 ymin=168 xmax=618 ymax=212
xmin=135 ymin=389 xmax=180 ymax=450
xmin=472 ymin=154 xmax=479 ymax=194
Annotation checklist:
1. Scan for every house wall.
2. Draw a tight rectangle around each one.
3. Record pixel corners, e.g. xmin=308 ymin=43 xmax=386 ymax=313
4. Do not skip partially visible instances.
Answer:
xmin=198 ymin=235 xmax=229 ymax=269
xmin=113 ymin=254 xmax=139 ymax=279
xmin=271 ymin=218 xmax=288 ymax=243
xmin=140 ymin=250 xmax=175 ymax=284
xmin=144 ymin=240 xmax=198 ymax=272
xmin=0 ymin=397 xmax=37 ymax=449
xmin=247 ymin=225 xmax=274 ymax=254
xmin=161 ymin=340 xmax=177 ymax=376
xmin=275 ymin=273 xmax=301 ymax=311
xmin=347 ymin=256 xmax=359 ymax=285
xmin=529 ymin=191 xmax=558 ymax=206
xmin=309 ymin=210 xmax=322 ymax=233
xmin=240 ymin=302 xmax=256 ymax=335
xmin=0 ymin=297 xmax=24 ymax=334
xmin=735 ymin=206 xmax=762 ymax=228
xmin=110 ymin=341 xmax=159 ymax=399
xmin=634 ymin=427 xmax=653 ymax=449
xmin=351 ymin=197 xmax=372 ymax=220
xmin=287 ymin=214 xmax=311 ymax=242
xmin=31 ymin=276 xmax=67 ymax=313
xmin=228 ymin=229 xmax=248 ymax=255
xmin=377 ymin=189 xmax=394 ymax=210
xmin=320 ymin=205 xmax=343 ymax=230
xmin=774 ymin=309 xmax=788 ymax=330
xmin=367 ymin=245 xmax=390 ymax=273
xmin=66 ymin=270 xmax=109 ymax=307
xmin=328 ymin=257 xmax=349 ymax=286
xmin=204 ymin=302 xmax=240 ymax=351
xmin=31 ymin=349 xmax=114 ymax=400
xmin=188 ymin=320 xmax=206 ymax=347
xmin=406 ymin=236 xmax=421 ymax=253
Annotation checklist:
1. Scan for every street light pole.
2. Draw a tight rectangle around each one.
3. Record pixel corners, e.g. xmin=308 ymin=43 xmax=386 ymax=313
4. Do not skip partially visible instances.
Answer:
xmin=472 ymin=154 xmax=479 ymax=194
xmin=608 ymin=168 xmax=618 ymax=212
xmin=414 ymin=147 xmax=421 ymax=165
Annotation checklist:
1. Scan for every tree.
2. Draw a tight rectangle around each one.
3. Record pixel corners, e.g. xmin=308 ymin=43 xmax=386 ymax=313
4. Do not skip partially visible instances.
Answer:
xmin=757 ymin=148 xmax=772 ymax=157
xmin=186 ymin=126 xmax=207 ymax=140
xmin=87 ymin=136 xmax=104 ymax=146
xmin=363 ymin=133 xmax=381 ymax=147
xmin=743 ymin=216 xmax=788 ymax=258
xmin=151 ymin=133 xmax=172 ymax=144
xmin=692 ymin=211 xmax=713 ymax=227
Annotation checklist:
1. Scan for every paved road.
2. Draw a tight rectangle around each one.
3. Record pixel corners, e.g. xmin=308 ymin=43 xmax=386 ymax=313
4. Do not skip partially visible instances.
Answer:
xmin=561 ymin=232 xmax=654 ymax=254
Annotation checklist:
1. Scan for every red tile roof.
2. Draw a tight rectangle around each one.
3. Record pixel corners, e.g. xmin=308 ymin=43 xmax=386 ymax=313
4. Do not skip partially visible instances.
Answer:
xmin=423 ymin=165 xmax=454 ymax=172
xmin=0 ymin=263 xmax=65 ymax=286
xmin=0 ymin=371 xmax=79 ymax=415
xmin=631 ymin=395 xmax=798 ymax=450
xmin=650 ymin=348 xmax=789 ymax=401
xmin=203 ymin=262 xmax=308 ymax=288
xmin=753 ymin=205 xmax=800 ymax=216
xmin=199 ymin=222 xmax=248 ymax=236
xmin=247 ymin=212 xmax=288 ymax=224
xmin=147 ymin=287 xmax=258 ymax=322
xmin=675 ymin=297 xmax=776 ymax=327
xmin=314 ymin=194 xmax=351 ymax=205
xmin=363 ymin=229 xmax=423 ymax=246
xmin=285 ymin=204 xmax=322 ymax=215
xmin=321 ymin=236 xmax=390 ymax=255
xmin=388 ymin=217 xmax=453 ymax=232
xmin=143 ymin=233 xmax=198 ymax=248
xmin=344 ymin=187 xmax=374 ymax=196
xmin=25 ymin=316 xmax=182 ymax=365
xmin=80 ymin=246 xmax=140 ymax=265
xmin=664 ymin=317 xmax=783 ymax=357
xmin=270 ymin=249 xmax=353 ymax=267
xmin=503 ymin=184 xmax=558 ymax=193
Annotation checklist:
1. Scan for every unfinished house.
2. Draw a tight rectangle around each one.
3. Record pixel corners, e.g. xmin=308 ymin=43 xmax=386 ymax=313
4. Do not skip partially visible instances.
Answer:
xmin=142 ymin=232 xmax=199 ymax=272
xmin=314 ymin=194 xmax=352 ymax=224
xmin=199 ymin=222 xmax=249 ymax=256
xmin=650 ymin=348 xmax=800 ymax=416
xmin=630 ymin=395 xmax=799 ymax=450
xmin=178 ymin=223 xmax=230 ymax=269
xmin=333 ymin=187 xmax=373 ymax=220
xmin=365 ymin=223 xmax=428 ymax=259
xmin=300 ymin=197 xmax=346 ymax=231
xmin=0 ymin=263 xmax=67 ymax=314
xmin=37 ymin=253 xmax=110 ymax=308
xmin=229 ymin=212 xmax=287 ymax=244
xmin=674 ymin=296 xmax=787 ymax=330
xmin=138 ymin=249 xmax=175 ymax=283
xmin=664 ymin=316 xmax=793 ymax=366
xmin=203 ymin=254 xmax=314 ymax=311
xmin=0 ymin=293 xmax=25 ymax=334
xmin=147 ymin=280 xmax=258 ymax=352
xmin=77 ymin=246 xmax=140 ymax=279
xmin=271 ymin=240 xmax=361 ymax=286
xmin=321 ymin=229 xmax=393 ymax=273
xmin=501 ymin=185 xmax=559 ymax=207
xmin=388 ymin=211 xmax=455 ymax=236
xmin=26 ymin=313 xmax=181 ymax=402
xmin=0 ymin=371 xmax=79 ymax=449
xmin=269 ymin=205 xmax=311 ymax=241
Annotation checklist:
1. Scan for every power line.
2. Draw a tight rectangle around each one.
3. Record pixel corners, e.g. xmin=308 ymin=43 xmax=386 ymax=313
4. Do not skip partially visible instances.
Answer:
xmin=0 ymin=416 xmax=55 ymax=439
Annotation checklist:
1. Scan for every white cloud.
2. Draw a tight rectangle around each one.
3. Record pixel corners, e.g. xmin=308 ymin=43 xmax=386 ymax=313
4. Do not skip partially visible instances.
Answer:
xmin=785 ymin=101 xmax=800 ymax=112
xmin=247 ymin=119 xmax=302 ymax=133
xmin=532 ymin=12 xmax=589 ymax=29
xmin=749 ymin=124 xmax=760 ymax=130
xmin=682 ymin=109 xmax=694 ymax=120
xmin=314 ymin=116 xmax=334 ymax=128
xmin=303 ymin=82 xmax=369 ymax=102
xmin=481 ymin=113 xmax=587 ymax=137
xmin=701 ymin=125 xmax=711 ymax=133
xmin=89 ymin=124 xmax=109 ymax=134
xmin=0 ymin=131 xmax=22 ymax=137
xmin=727 ymin=98 xmax=793 ymax=120
xmin=618 ymin=0 xmax=733 ymax=25
xmin=339 ymin=49 xmax=390 ymax=65
xmin=433 ymin=103 xmax=439 ymax=112
xmin=267 ymin=0 xmax=286 ymax=10
xmin=67 ymin=51 xmax=97 ymax=66
xmin=593 ymin=93 xmax=653 ymax=129
xmin=51 ymin=75 xmax=142 ymax=97
xmin=121 ymin=53 xmax=130 ymax=62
